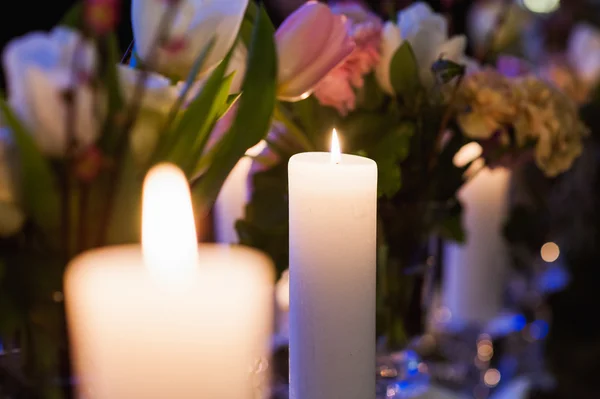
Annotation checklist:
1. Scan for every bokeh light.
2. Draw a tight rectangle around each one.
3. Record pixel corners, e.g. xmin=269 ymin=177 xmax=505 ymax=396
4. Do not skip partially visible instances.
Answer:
xmin=541 ymin=242 xmax=560 ymax=262
xmin=522 ymin=0 xmax=560 ymax=14
xmin=484 ymin=369 xmax=502 ymax=387
xmin=477 ymin=341 xmax=494 ymax=361
xmin=453 ymin=142 xmax=483 ymax=167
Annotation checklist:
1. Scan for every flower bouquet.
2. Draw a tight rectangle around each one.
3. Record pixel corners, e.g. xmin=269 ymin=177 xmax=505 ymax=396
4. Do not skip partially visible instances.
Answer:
xmin=236 ymin=1 xmax=589 ymax=349
xmin=0 ymin=0 xmax=353 ymax=395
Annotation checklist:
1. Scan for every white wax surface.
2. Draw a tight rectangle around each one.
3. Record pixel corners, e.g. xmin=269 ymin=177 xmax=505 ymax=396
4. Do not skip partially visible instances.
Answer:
xmin=288 ymin=152 xmax=377 ymax=399
xmin=65 ymin=244 xmax=273 ymax=399
xmin=442 ymin=167 xmax=511 ymax=325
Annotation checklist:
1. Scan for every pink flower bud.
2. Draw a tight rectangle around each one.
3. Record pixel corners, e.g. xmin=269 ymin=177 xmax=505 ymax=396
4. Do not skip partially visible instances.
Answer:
xmin=275 ymin=1 xmax=355 ymax=101
xmin=85 ymin=0 xmax=120 ymax=35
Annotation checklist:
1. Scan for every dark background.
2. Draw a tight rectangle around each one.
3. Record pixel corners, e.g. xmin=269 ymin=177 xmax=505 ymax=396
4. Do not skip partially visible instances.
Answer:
xmin=0 ymin=0 xmax=473 ymax=87
xmin=2 ymin=1 xmax=597 ymax=397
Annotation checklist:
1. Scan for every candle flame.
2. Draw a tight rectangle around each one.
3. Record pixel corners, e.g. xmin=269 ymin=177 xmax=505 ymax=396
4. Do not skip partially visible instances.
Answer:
xmin=142 ymin=163 xmax=199 ymax=276
xmin=331 ymin=129 xmax=342 ymax=164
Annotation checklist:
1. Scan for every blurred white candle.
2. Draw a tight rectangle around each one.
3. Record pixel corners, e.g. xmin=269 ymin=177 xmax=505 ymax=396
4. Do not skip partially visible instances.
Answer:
xmin=442 ymin=165 xmax=511 ymax=325
xmin=288 ymin=130 xmax=377 ymax=399
xmin=214 ymin=141 xmax=267 ymax=243
xmin=275 ymin=269 xmax=290 ymax=340
xmin=65 ymin=163 xmax=274 ymax=399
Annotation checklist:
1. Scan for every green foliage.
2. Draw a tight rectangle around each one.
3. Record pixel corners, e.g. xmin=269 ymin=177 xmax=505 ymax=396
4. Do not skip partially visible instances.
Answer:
xmin=239 ymin=1 xmax=259 ymax=48
xmin=389 ymin=42 xmax=423 ymax=108
xmin=157 ymin=46 xmax=233 ymax=175
xmin=59 ymin=3 xmax=83 ymax=29
xmin=104 ymin=152 xmax=144 ymax=245
xmin=337 ymin=111 xmax=397 ymax=151
xmin=97 ymin=34 xmax=126 ymax=154
xmin=0 ymin=99 xmax=60 ymax=239
xmin=435 ymin=209 xmax=466 ymax=243
xmin=356 ymin=73 xmax=387 ymax=111
xmin=237 ymin=161 xmax=290 ymax=276
xmin=160 ymin=37 xmax=217 ymax=136
xmin=368 ymin=123 xmax=414 ymax=198
xmin=0 ymin=246 xmax=65 ymax=397
xmin=191 ymin=5 xmax=277 ymax=208
xmin=431 ymin=58 xmax=466 ymax=85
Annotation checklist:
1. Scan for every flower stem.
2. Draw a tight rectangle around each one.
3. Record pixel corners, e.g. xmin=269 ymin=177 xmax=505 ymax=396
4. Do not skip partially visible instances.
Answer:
xmin=428 ymin=73 xmax=465 ymax=172
xmin=273 ymin=103 xmax=315 ymax=151
xmin=96 ymin=1 xmax=184 ymax=246
xmin=76 ymin=184 xmax=90 ymax=252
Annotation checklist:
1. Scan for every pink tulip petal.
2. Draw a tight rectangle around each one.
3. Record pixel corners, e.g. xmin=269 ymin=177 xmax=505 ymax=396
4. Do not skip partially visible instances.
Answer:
xmin=276 ymin=2 xmax=334 ymax=81
xmin=279 ymin=14 xmax=355 ymax=100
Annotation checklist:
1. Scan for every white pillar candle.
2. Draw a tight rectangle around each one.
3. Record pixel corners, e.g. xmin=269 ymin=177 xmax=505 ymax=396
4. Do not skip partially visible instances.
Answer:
xmin=65 ymin=164 xmax=274 ymax=399
xmin=288 ymin=131 xmax=377 ymax=399
xmin=442 ymin=166 xmax=511 ymax=325
xmin=214 ymin=141 xmax=267 ymax=243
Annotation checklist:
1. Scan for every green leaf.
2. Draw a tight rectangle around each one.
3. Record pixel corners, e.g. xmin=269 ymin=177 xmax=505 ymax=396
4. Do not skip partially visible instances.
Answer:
xmin=150 ymin=38 xmax=218 ymax=161
xmin=221 ymin=92 xmax=241 ymax=118
xmin=160 ymin=52 xmax=234 ymax=175
xmin=390 ymin=42 xmax=423 ymax=107
xmin=237 ymin=161 xmax=290 ymax=276
xmin=239 ymin=1 xmax=259 ymax=47
xmin=437 ymin=214 xmax=466 ymax=243
xmin=98 ymin=34 xmax=126 ymax=153
xmin=368 ymin=123 xmax=415 ymax=198
xmin=167 ymin=36 xmax=216 ymax=124
xmin=105 ymin=152 xmax=143 ymax=244
xmin=191 ymin=5 xmax=277 ymax=209
xmin=273 ymin=103 xmax=314 ymax=151
xmin=337 ymin=111 xmax=398 ymax=151
xmin=356 ymin=72 xmax=386 ymax=111
xmin=378 ymin=165 xmax=402 ymax=199
xmin=60 ymin=3 xmax=84 ymax=29
xmin=104 ymin=35 xmax=124 ymax=112
xmin=431 ymin=58 xmax=466 ymax=85
xmin=0 ymin=99 xmax=60 ymax=235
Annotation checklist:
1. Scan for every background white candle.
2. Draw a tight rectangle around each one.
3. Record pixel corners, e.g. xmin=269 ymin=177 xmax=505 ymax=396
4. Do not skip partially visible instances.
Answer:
xmin=442 ymin=167 xmax=511 ymax=325
xmin=65 ymin=164 xmax=274 ymax=399
xmin=288 ymin=134 xmax=377 ymax=399
xmin=275 ymin=269 xmax=290 ymax=340
xmin=214 ymin=141 xmax=267 ymax=243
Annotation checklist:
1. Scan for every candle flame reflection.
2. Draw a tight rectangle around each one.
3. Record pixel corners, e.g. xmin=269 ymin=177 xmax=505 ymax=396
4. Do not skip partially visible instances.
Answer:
xmin=142 ymin=163 xmax=199 ymax=277
xmin=331 ymin=129 xmax=342 ymax=164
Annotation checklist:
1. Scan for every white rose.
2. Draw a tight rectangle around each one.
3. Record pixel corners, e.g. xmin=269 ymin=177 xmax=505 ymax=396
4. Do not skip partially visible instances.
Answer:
xmin=2 ymin=28 xmax=101 ymax=157
xmin=0 ymin=129 xmax=24 ymax=237
xmin=132 ymin=0 xmax=249 ymax=80
xmin=568 ymin=23 xmax=600 ymax=86
xmin=398 ymin=2 xmax=467 ymax=87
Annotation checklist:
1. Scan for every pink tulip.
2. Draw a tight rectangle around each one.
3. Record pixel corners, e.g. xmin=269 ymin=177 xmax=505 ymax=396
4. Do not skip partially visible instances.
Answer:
xmin=275 ymin=1 xmax=355 ymax=101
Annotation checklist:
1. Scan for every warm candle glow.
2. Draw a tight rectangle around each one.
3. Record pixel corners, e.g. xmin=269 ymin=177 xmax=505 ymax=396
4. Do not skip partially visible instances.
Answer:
xmin=331 ymin=129 xmax=342 ymax=164
xmin=454 ymin=142 xmax=483 ymax=167
xmin=275 ymin=270 xmax=290 ymax=311
xmin=142 ymin=163 xmax=199 ymax=277
xmin=541 ymin=242 xmax=560 ymax=263
xmin=522 ymin=0 xmax=560 ymax=14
